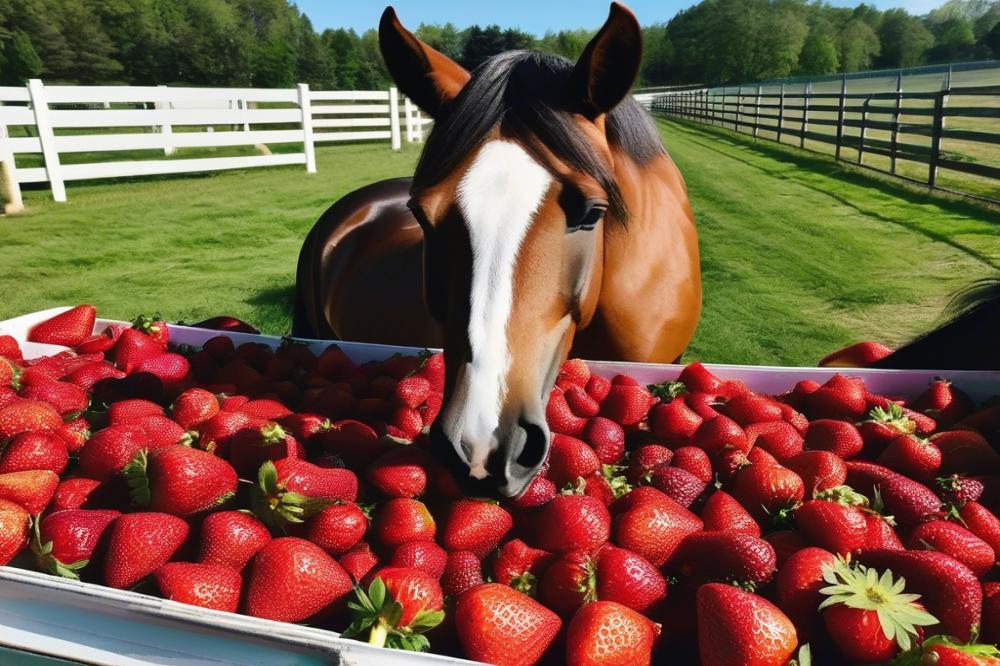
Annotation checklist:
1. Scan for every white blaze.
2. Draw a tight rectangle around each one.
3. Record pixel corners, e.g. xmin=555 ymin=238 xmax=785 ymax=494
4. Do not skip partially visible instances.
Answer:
xmin=450 ymin=140 xmax=553 ymax=479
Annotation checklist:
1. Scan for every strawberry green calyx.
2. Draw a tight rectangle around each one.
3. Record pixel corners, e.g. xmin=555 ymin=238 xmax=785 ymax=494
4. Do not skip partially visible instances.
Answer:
xmin=814 ymin=485 xmax=869 ymax=507
xmin=560 ymin=478 xmax=588 ymax=496
xmin=601 ymin=464 xmax=633 ymax=499
xmin=251 ymin=460 xmax=333 ymax=529
xmin=30 ymin=519 xmax=87 ymax=581
xmin=259 ymin=423 xmax=288 ymax=447
xmin=510 ymin=571 xmax=537 ymax=595
xmin=123 ymin=449 xmax=152 ymax=508
xmin=131 ymin=313 xmax=164 ymax=337
xmin=788 ymin=644 xmax=812 ymax=666
xmin=819 ymin=557 xmax=938 ymax=652
xmin=343 ymin=578 xmax=444 ymax=652
xmin=867 ymin=404 xmax=916 ymax=435
xmin=576 ymin=557 xmax=598 ymax=604
xmin=176 ymin=430 xmax=198 ymax=447
xmin=890 ymin=635 xmax=1000 ymax=665
xmin=648 ymin=380 xmax=687 ymax=401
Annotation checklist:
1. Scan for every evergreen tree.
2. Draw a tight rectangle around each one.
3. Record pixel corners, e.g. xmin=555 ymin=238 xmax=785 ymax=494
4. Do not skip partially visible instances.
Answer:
xmin=0 ymin=29 xmax=42 ymax=84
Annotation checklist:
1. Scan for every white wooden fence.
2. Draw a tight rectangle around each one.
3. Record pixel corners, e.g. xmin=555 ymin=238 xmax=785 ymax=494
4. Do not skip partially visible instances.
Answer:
xmin=0 ymin=81 xmax=431 ymax=211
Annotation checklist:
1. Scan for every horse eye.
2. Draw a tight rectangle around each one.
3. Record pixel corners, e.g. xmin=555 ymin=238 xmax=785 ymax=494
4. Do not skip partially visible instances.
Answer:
xmin=570 ymin=205 xmax=604 ymax=232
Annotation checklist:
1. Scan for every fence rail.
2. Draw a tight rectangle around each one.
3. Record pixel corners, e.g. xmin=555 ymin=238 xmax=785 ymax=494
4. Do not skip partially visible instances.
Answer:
xmin=0 ymin=81 xmax=432 ymax=210
xmin=649 ymin=65 xmax=1000 ymax=205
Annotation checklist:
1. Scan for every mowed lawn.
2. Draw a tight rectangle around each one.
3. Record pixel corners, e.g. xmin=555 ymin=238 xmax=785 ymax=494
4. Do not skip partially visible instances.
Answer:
xmin=2 ymin=118 xmax=997 ymax=366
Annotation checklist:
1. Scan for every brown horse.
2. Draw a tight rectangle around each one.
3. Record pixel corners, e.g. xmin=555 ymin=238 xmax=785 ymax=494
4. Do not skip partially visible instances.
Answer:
xmin=294 ymin=3 xmax=701 ymax=497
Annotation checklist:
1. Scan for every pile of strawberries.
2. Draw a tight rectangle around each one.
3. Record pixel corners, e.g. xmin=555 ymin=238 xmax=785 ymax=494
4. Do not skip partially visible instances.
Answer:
xmin=1 ymin=304 xmax=1000 ymax=666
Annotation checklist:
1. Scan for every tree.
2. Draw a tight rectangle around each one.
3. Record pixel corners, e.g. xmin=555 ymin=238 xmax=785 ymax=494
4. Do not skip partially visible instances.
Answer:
xmin=0 ymin=29 xmax=42 ymax=84
xmin=461 ymin=25 xmax=508 ymax=70
xmin=754 ymin=8 xmax=809 ymax=79
xmin=640 ymin=24 xmax=674 ymax=85
xmin=538 ymin=28 xmax=593 ymax=61
xmin=984 ymin=19 xmax=1000 ymax=56
xmin=799 ymin=31 xmax=839 ymax=74
xmin=415 ymin=22 xmax=466 ymax=62
xmin=877 ymin=9 xmax=933 ymax=67
xmin=929 ymin=16 xmax=977 ymax=61
xmin=838 ymin=18 xmax=880 ymax=72
xmin=298 ymin=16 xmax=335 ymax=88
xmin=323 ymin=28 xmax=362 ymax=89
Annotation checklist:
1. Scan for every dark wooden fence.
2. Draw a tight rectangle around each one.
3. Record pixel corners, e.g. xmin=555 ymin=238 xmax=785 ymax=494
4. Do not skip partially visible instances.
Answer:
xmin=649 ymin=67 xmax=1000 ymax=205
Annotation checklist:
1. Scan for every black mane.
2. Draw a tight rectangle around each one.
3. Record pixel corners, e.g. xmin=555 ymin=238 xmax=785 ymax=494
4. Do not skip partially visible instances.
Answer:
xmin=413 ymin=50 xmax=664 ymax=222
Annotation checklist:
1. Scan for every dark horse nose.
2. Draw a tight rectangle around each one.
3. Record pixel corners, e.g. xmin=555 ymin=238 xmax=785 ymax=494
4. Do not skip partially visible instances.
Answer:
xmin=428 ymin=418 xmax=550 ymax=498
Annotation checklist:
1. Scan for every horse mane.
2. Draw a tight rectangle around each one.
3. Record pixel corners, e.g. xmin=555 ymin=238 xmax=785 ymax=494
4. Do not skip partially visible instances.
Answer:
xmin=413 ymin=50 xmax=665 ymax=223
xmin=871 ymin=276 xmax=1000 ymax=370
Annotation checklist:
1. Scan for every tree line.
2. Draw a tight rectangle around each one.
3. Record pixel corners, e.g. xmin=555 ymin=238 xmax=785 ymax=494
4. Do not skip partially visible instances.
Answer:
xmin=0 ymin=0 xmax=997 ymax=90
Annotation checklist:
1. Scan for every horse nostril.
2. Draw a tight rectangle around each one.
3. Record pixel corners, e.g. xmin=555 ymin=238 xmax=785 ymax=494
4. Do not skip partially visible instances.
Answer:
xmin=515 ymin=420 xmax=548 ymax=469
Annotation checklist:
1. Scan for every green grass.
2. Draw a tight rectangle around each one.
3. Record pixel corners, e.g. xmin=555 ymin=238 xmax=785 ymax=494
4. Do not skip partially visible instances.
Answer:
xmin=1 ymin=119 xmax=997 ymax=366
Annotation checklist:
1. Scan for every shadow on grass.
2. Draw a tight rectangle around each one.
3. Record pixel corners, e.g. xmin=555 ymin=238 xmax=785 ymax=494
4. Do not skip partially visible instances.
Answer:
xmin=246 ymin=283 xmax=295 ymax=336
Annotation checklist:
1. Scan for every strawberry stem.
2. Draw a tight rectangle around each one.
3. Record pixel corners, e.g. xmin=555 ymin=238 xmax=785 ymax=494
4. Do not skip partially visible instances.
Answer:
xmin=368 ymin=621 xmax=390 ymax=648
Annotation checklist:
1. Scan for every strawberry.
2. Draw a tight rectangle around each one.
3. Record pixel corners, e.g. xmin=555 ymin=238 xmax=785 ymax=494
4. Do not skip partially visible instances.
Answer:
xmin=784 ymin=450 xmax=846 ymax=495
xmin=50 ymin=478 xmax=106 ymax=512
xmin=722 ymin=393 xmax=782 ymax=426
xmin=228 ymin=422 xmax=299 ymax=477
xmin=547 ymin=434 xmax=601 ymax=486
xmin=908 ymin=519 xmax=994 ymax=578
xmin=507 ymin=475 xmax=556 ymax=510
xmin=493 ymin=539 xmax=554 ymax=595
xmin=610 ymin=487 xmax=702 ymax=566
xmin=919 ymin=639 xmax=1000 ymax=666
xmin=0 ymin=358 xmax=17 ymax=389
xmin=744 ymin=420 xmax=803 ymax=461
xmin=531 ymin=494 xmax=610 ymax=552
xmin=878 ymin=434 xmax=942 ymax=483
xmin=701 ymin=490 xmax=761 ymax=536
xmin=804 ymin=374 xmax=867 ymax=420
xmin=78 ymin=425 xmax=153 ymax=481
xmin=0 ymin=335 xmax=22 ymax=361
xmin=136 ymin=414 xmax=187 ymax=447
xmin=339 ymin=542 xmax=380 ymax=582
xmin=312 ymin=419 xmax=384 ymax=469
xmin=957 ymin=502 xmax=1000 ymax=561
xmin=366 ymin=445 xmax=431 ymax=498
xmin=540 ymin=549 xmax=600 ymax=617
xmin=585 ymin=374 xmax=612 ymax=403
xmin=803 ymin=419 xmax=863 ymax=459
xmin=441 ymin=499 xmax=512 ymax=557
xmin=846 ymin=461 xmax=942 ymax=527
xmin=124 ymin=445 xmax=237 ymax=517
xmin=21 ymin=380 xmax=88 ymax=416
xmin=387 ymin=540 xmax=447 ymax=579
xmin=776 ymin=546 xmax=836 ymax=640
xmin=65 ymin=362 xmax=124 ymax=391
xmin=385 ymin=405 xmax=423 ymax=441
xmin=0 ymin=469 xmax=58 ymax=514
xmin=171 ymin=388 xmax=220 ymax=430
xmin=245 ymin=537 xmax=352 ymax=622
xmin=693 ymin=415 xmax=748 ymax=455
xmin=454 ymin=584 xmax=561 ymax=666
xmin=394 ymin=376 xmax=430 ymax=410
xmin=777 ymin=402 xmax=810 ymax=435
xmin=856 ymin=549 xmax=981 ymax=641
xmin=107 ymin=399 xmax=163 ymax=425
xmin=746 ymin=446 xmax=778 ymax=466
xmin=649 ymin=397 xmax=703 ymax=446
xmin=0 ymin=399 xmax=62 ymax=438
xmin=678 ymin=362 xmax=723 ymax=394
xmin=686 ymin=391 xmax=722 ymax=420
xmin=32 ymin=509 xmax=119 ymax=580
xmin=565 ymin=386 xmax=600 ymax=418
xmin=103 ymin=512 xmax=190 ymax=589
xmin=113 ymin=329 xmax=165 ymax=373
xmin=28 ymin=305 xmax=96 ymax=347
xmin=582 ymin=417 xmax=625 ymax=465
xmin=252 ymin=459 xmax=357 ymax=528
xmin=0 ymin=387 xmax=17 ymax=409
xmin=546 ymin=389 xmax=586 ymax=436
xmin=134 ymin=353 xmax=190 ymax=387
xmin=819 ymin=556 xmax=937 ymax=661
xmin=729 ymin=461 xmax=804 ymax=525
xmin=566 ymin=600 xmax=658 ymax=666
xmin=344 ymin=568 xmax=444 ymax=650
xmin=374 ymin=498 xmax=436 ymax=549
xmin=697 ymin=583 xmax=797 ymax=666
xmin=795 ymin=491 xmax=870 ymax=555
xmin=306 ymin=503 xmax=367 ymax=556
xmin=781 ymin=379 xmax=821 ymax=410
xmin=818 ymin=340 xmax=893 ymax=367
xmin=649 ymin=465 xmax=706 ymax=507
xmin=600 ymin=384 xmax=651 ymax=426
xmin=864 ymin=512 xmax=904 ymax=550
xmin=236 ymin=399 xmax=292 ymax=422
xmin=933 ymin=430 xmax=1000 ymax=475
xmin=196 ymin=410 xmax=253 ymax=456
xmin=153 ymin=562 xmax=241 ymax=612
xmin=595 ymin=544 xmax=667 ymax=614
xmin=197 ymin=510 xmax=271 ymax=571
xmin=937 ymin=474 xmax=984 ymax=506
xmin=668 ymin=530 xmax=776 ymax=588
xmin=557 ymin=358 xmax=591 ymax=388
xmin=984 ymin=582 xmax=1000 ymax=645
xmin=131 ymin=314 xmax=169 ymax=347
xmin=0 ymin=431 xmax=68 ymax=474
xmin=76 ymin=325 xmax=123 ymax=354
xmin=626 ymin=444 xmax=672 ymax=484
xmin=670 ymin=446 xmax=713 ymax=483
xmin=442 ymin=550 xmax=483 ymax=597
xmin=0 ymin=498 xmax=30 ymax=565
xmin=55 ymin=416 xmax=90 ymax=453
xmin=912 ymin=378 xmax=973 ymax=428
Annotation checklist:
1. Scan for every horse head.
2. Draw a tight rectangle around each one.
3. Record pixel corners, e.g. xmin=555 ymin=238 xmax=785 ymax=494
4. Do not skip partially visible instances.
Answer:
xmin=379 ymin=3 xmax=644 ymax=497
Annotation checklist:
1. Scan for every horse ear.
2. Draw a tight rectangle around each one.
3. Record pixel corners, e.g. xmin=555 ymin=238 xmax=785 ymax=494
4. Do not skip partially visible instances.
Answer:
xmin=379 ymin=7 xmax=471 ymax=119
xmin=571 ymin=3 xmax=643 ymax=118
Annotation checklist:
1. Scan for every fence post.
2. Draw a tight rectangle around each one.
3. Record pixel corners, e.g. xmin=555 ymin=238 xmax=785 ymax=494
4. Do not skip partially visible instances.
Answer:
xmin=928 ymin=76 xmax=950 ymax=189
xmin=403 ymin=97 xmax=415 ymax=142
xmin=297 ymin=83 xmax=317 ymax=174
xmin=734 ymin=87 xmax=741 ymax=132
xmin=800 ymin=82 xmax=810 ymax=148
xmin=776 ymin=84 xmax=785 ymax=143
xmin=752 ymin=85 xmax=761 ymax=139
xmin=834 ymin=74 xmax=847 ymax=161
xmin=26 ymin=79 xmax=65 ymax=203
xmin=0 ymin=119 xmax=24 ymax=214
xmin=890 ymin=72 xmax=902 ymax=174
xmin=388 ymin=86 xmax=401 ymax=151
xmin=857 ymin=99 xmax=869 ymax=165
xmin=155 ymin=85 xmax=175 ymax=156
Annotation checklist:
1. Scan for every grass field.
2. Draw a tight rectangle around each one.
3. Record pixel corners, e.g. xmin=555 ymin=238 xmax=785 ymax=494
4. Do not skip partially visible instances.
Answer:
xmin=2 ymin=118 xmax=997 ymax=366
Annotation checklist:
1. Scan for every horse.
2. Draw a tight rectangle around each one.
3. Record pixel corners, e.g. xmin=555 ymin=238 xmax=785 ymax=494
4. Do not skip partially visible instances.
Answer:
xmin=293 ymin=3 xmax=701 ymax=498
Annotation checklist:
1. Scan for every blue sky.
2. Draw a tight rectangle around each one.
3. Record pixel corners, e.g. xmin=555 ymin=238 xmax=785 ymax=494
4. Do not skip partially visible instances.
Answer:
xmin=296 ymin=0 xmax=948 ymax=35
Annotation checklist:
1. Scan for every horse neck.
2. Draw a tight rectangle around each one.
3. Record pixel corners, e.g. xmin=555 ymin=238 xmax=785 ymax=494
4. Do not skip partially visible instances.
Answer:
xmin=874 ymin=303 xmax=1000 ymax=371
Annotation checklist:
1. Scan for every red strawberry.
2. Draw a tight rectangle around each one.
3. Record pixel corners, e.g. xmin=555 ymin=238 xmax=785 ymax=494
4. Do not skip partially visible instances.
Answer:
xmin=65 ymin=362 xmax=124 ymax=391
xmin=55 ymin=416 xmax=90 ymax=454
xmin=28 ymin=305 xmax=96 ymax=347
xmin=908 ymin=519 xmax=994 ymax=578
xmin=818 ymin=341 xmax=893 ymax=367
xmin=759 ymin=528 xmax=812 ymax=566
xmin=103 ymin=512 xmax=190 ymax=589
xmin=0 ymin=359 xmax=16 ymax=389
xmin=442 ymin=499 xmax=512 ymax=557
xmin=312 ymin=419 xmax=383 ymax=469
xmin=0 ymin=335 xmax=22 ymax=361
xmin=937 ymin=474 xmax=984 ymax=506
xmin=565 ymin=386 xmax=600 ymax=418
xmin=0 ymin=399 xmax=62 ymax=438
xmin=50 ymin=478 xmax=106 ymax=512
xmin=197 ymin=510 xmax=271 ymax=571
xmin=303 ymin=501 xmax=367 ymax=556
xmin=957 ymin=501 xmax=1000 ymax=561
xmin=245 ymin=537 xmax=352 ymax=622
xmin=252 ymin=459 xmax=357 ymax=528
xmin=671 ymin=446 xmax=713 ymax=483
xmin=729 ymin=461 xmax=804 ymax=525
xmin=131 ymin=314 xmax=169 ymax=348
xmin=697 ymin=583 xmax=797 ymax=666
xmin=0 ymin=469 xmax=58 ymax=514
xmin=912 ymin=379 xmax=973 ymax=428
xmin=722 ymin=393 xmax=782 ymax=426
xmin=394 ymin=376 xmax=430 ymax=409
xmin=585 ymin=374 xmax=612 ymax=403
xmin=345 ymin=567 xmax=444 ymax=649
xmin=385 ymin=405 xmax=423 ymax=441
xmin=566 ymin=600 xmax=658 ymax=666
xmin=339 ymin=542 xmax=380 ymax=582
xmin=777 ymin=402 xmax=810 ymax=435
xmin=984 ymin=582 xmax=1000 ymax=645
xmin=455 ymin=584 xmax=561 ymax=666
xmin=595 ymin=544 xmax=667 ymax=614
xmin=136 ymin=414 xmax=187 ymax=448
xmin=196 ymin=410 xmax=253 ymax=456
xmin=693 ymin=415 xmax=748 ymax=455
xmin=236 ymin=399 xmax=292 ymax=422
xmin=583 ymin=417 xmax=625 ymax=465
xmin=846 ymin=461 xmax=941 ymax=527
xmin=387 ymin=540 xmax=447 ymax=579
xmin=649 ymin=398 xmax=703 ymax=447
xmin=0 ymin=431 xmax=68 ymax=474
xmin=649 ymin=465 xmax=706 ymax=508
xmin=804 ymin=374 xmax=867 ymax=420
xmin=934 ymin=430 xmax=1000 ymax=475
xmin=877 ymin=434 xmax=942 ymax=483
xmin=32 ymin=509 xmax=119 ymax=579
xmin=701 ymin=490 xmax=760 ymax=536
xmin=784 ymin=450 xmax=847 ymax=495
xmin=125 ymin=445 xmax=237 ymax=517
xmin=171 ymin=388 xmax=220 ymax=430
xmin=667 ymin=531 xmax=776 ymax=588
xmin=600 ymin=384 xmax=651 ymax=426
xmin=745 ymin=420 xmax=803 ymax=461
xmin=22 ymin=380 xmax=88 ymax=416
xmin=626 ymin=444 xmax=673 ymax=484
xmin=795 ymin=495 xmax=869 ymax=555
xmin=557 ymin=358 xmax=590 ymax=388
xmin=610 ymin=487 xmax=702 ymax=566
xmin=113 ymin=329 xmax=164 ymax=373
xmin=374 ymin=498 xmax=436 ymax=549
xmin=920 ymin=640 xmax=1000 ymax=665
xmin=507 ymin=475 xmax=557 ymax=510
xmin=856 ymin=549 xmax=981 ymax=641
xmin=134 ymin=353 xmax=190 ymax=387
xmin=781 ymin=379 xmax=821 ymax=410
xmin=864 ymin=512 xmax=904 ymax=550
xmin=442 ymin=550 xmax=483 ymax=597
xmin=546 ymin=389 xmax=586 ymax=436
xmin=686 ymin=391 xmax=722 ymax=420
xmin=547 ymin=434 xmax=601 ymax=487
xmin=106 ymin=399 xmax=163 ymax=425
xmin=0 ymin=498 xmax=30 ymax=565
xmin=678 ymin=362 xmax=723 ymax=394
xmin=153 ymin=562 xmax=241 ymax=612
xmin=775 ymin=546 xmax=836 ymax=640
xmin=493 ymin=539 xmax=554 ymax=595
xmin=804 ymin=419 xmax=863 ymax=459
xmin=746 ymin=446 xmax=778 ymax=467
xmin=531 ymin=494 xmax=610 ymax=552
xmin=78 ymin=425 xmax=153 ymax=481
xmin=228 ymin=421 xmax=299 ymax=477
xmin=366 ymin=445 xmax=431 ymax=498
